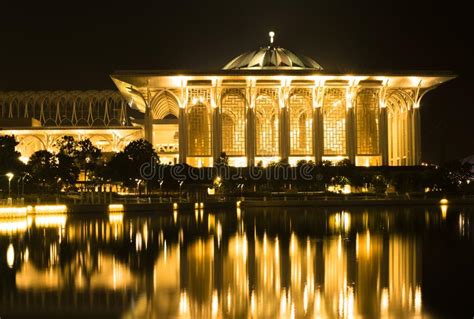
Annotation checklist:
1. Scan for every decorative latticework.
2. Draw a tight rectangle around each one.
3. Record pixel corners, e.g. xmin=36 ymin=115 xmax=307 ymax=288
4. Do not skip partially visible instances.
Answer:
xmin=289 ymin=88 xmax=313 ymax=155
xmin=355 ymin=88 xmax=380 ymax=155
xmin=221 ymin=89 xmax=246 ymax=156
xmin=322 ymin=88 xmax=347 ymax=155
xmin=255 ymin=89 xmax=279 ymax=156
xmin=187 ymin=88 xmax=212 ymax=156
xmin=0 ymin=91 xmax=129 ymax=127
xmin=386 ymin=90 xmax=410 ymax=165
xmin=151 ymin=91 xmax=180 ymax=119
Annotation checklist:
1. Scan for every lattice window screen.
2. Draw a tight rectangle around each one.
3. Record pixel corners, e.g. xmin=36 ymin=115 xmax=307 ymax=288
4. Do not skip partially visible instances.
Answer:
xmin=323 ymin=88 xmax=347 ymax=155
xmin=289 ymin=89 xmax=313 ymax=155
xmin=221 ymin=89 xmax=246 ymax=156
xmin=187 ymin=88 xmax=212 ymax=156
xmin=355 ymin=88 xmax=380 ymax=155
xmin=255 ymin=89 xmax=279 ymax=156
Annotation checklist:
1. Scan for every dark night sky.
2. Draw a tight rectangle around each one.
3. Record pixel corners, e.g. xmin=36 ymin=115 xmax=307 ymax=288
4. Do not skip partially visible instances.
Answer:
xmin=1 ymin=0 xmax=472 ymax=163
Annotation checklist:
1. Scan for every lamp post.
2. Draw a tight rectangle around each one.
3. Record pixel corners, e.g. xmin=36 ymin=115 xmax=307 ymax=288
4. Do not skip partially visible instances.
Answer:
xmin=178 ymin=180 xmax=184 ymax=202
xmin=6 ymin=172 xmax=14 ymax=198
xmin=20 ymin=173 xmax=31 ymax=197
xmin=158 ymin=180 xmax=164 ymax=203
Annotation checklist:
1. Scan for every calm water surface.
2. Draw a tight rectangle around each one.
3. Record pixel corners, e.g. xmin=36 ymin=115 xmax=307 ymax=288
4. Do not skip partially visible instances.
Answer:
xmin=0 ymin=206 xmax=473 ymax=318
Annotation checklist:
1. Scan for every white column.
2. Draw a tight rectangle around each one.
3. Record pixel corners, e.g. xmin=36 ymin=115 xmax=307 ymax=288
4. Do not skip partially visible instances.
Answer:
xmin=178 ymin=107 xmax=187 ymax=164
xmin=346 ymin=106 xmax=356 ymax=164
xmin=380 ymin=106 xmax=389 ymax=166
xmin=246 ymin=86 xmax=256 ymax=166
xmin=314 ymin=107 xmax=323 ymax=163
xmin=144 ymin=105 xmax=153 ymax=145
xmin=212 ymin=105 xmax=221 ymax=162
xmin=280 ymin=103 xmax=289 ymax=162
xmin=413 ymin=107 xmax=422 ymax=165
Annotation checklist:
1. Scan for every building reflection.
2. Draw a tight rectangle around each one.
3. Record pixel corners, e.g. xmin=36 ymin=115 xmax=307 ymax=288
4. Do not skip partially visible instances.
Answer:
xmin=0 ymin=207 xmax=470 ymax=317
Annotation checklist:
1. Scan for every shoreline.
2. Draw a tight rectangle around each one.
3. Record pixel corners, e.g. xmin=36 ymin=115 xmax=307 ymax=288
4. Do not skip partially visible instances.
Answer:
xmin=54 ymin=197 xmax=474 ymax=214
xmin=1 ymin=197 xmax=472 ymax=215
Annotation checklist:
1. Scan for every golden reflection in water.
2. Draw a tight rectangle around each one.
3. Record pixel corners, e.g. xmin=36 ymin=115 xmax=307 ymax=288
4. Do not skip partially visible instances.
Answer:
xmin=1 ymin=208 xmax=461 ymax=318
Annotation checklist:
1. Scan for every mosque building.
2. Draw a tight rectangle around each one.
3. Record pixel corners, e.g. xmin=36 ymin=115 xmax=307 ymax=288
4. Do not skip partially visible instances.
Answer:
xmin=0 ymin=32 xmax=454 ymax=167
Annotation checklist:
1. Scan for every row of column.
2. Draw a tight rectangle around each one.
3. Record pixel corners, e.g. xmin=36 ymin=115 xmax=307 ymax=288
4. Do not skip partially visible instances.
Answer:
xmin=143 ymin=91 xmax=421 ymax=167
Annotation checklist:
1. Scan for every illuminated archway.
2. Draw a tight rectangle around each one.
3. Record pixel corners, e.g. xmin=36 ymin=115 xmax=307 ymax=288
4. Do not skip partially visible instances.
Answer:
xmin=187 ymin=103 xmax=212 ymax=157
xmin=221 ymin=89 xmax=246 ymax=156
xmin=355 ymin=88 xmax=381 ymax=166
xmin=255 ymin=90 xmax=279 ymax=157
xmin=386 ymin=91 xmax=411 ymax=166
xmin=289 ymin=89 xmax=313 ymax=156
xmin=322 ymin=88 xmax=347 ymax=157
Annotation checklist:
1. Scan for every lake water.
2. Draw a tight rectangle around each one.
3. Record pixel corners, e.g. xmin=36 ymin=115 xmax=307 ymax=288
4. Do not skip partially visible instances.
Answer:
xmin=0 ymin=205 xmax=473 ymax=318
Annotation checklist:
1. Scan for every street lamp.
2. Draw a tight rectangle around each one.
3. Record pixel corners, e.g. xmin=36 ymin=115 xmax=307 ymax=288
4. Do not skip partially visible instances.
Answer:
xmin=6 ymin=172 xmax=14 ymax=198
xmin=135 ymin=179 xmax=142 ymax=195
xmin=20 ymin=173 xmax=31 ymax=197
xmin=178 ymin=180 xmax=184 ymax=202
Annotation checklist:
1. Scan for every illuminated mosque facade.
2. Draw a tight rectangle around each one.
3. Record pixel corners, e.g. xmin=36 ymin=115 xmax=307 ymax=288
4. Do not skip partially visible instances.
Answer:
xmin=0 ymin=33 xmax=454 ymax=167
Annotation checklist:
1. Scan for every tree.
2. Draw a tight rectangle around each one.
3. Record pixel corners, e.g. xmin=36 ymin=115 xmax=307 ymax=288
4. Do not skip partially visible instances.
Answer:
xmin=214 ymin=152 xmax=229 ymax=167
xmin=107 ymin=139 xmax=159 ymax=188
xmin=371 ymin=174 xmax=388 ymax=194
xmin=0 ymin=135 xmax=24 ymax=175
xmin=0 ymin=135 xmax=25 ymax=195
xmin=27 ymin=150 xmax=57 ymax=192
xmin=106 ymin=151 xmax=132 ymax=184
xmin=54 ymin=136 xmax=80 ymax=188
xmin=74 ymin=138 xmax=102 ymax=182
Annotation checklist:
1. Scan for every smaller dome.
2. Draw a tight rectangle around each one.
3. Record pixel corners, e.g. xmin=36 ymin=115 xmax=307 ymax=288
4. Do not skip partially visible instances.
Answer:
xmin=223 ymin=46 xmax=323 ymax=70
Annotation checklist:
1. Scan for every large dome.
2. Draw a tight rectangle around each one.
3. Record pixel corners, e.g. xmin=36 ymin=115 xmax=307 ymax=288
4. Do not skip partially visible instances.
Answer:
xmin=223 ymin=46 xmax=323 ymax=70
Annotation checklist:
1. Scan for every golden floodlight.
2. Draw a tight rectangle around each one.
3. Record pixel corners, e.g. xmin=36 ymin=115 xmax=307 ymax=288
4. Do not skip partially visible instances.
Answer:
xmin=33 ymin=205 xmax=67 ymax=214
xmin=0 ymin=218 xmax=28 ymax=234
xmin=109 ymin=212 xmax=124 ymax=224
xmin=108 ymin=204 xmax=124 ymax=212
xmin=34 ymin=214 xmax=67 ymax=228
xmin=0 ymin=207 xmax=28 ymax=219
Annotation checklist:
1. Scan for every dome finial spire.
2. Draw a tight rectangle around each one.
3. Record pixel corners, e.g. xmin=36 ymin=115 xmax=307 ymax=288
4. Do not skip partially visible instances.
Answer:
xmin=269 ymin=31 xmax=275 ymax=44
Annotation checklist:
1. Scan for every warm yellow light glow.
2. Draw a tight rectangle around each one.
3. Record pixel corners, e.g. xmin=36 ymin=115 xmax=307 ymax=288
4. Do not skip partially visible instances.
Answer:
xmin=199 ymin=202 xmax=204 ymax=209
xmin=439 ymin=198 xmax=448 ymax=205
xmin=228 ymin=157 xmax=247 ymax=167
xmin=441 ymin=205 xmax=448 ymax=220
xmin=7 ymin=244 xmax=14 ymax=268
xmin=179 ymin=291 xmax=189 ymax=315
xmin=33 ymin=205 xmax=67 ymax=214
xmin=194 ymin=202 xmax=199 ymax=209
xmin=6 ymin=172 xmax=14 ymax=181
xmin=108 ymin=204 xmax=124 ymax=212
xmin=109 ymin=212 xmax=124 ymax=224
xmin=236 ymin=200 xmax=241 ymax=208
xmin=212 ymin=290 xmax=219 ymax=316
xmin=381 ymin=287 xmax=389 ymax=313
xmin=414 ymin=285 xmax=422 ymax=314
xmin=19 ymin=156 xmax=29 ymax=164
xmin=0 ymin=218 xmax=28 ymax=234
xmin=173 ymin=210 xmax=178 ymax=223
xmin=0 ymin=206 xmax=28 ymax=218
xmin=34 ymin=214 xmax=67 ymax=228
xmin=173 ymin=203 xmax=178 ymax=210
xmin=269 ymin=31 xmax=275 ymax=44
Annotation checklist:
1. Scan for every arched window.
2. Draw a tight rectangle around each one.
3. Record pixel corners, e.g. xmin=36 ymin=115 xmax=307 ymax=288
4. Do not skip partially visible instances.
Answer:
xmin=187 ymin=102 xmax=212 ymax=156
xmin=355 ymin=88 xmax=380 ymax=155
xmin=289 ymin=89 xmax=313 ymax=155
xmin=386 ymin=91 xmax=410 ymax=165
xmin=322 ymin=88 xmax=346 ymax=156
xmin=255 ymin=90 xmax=279 ymax=156
xmin=221 ymin=89 xmax=246 ymax=156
